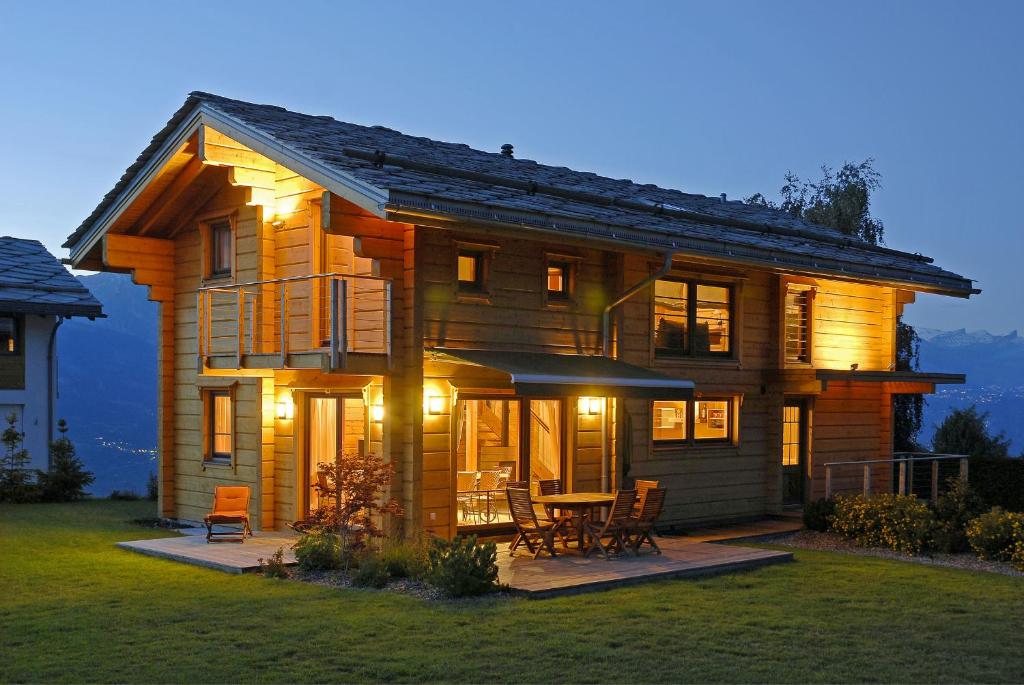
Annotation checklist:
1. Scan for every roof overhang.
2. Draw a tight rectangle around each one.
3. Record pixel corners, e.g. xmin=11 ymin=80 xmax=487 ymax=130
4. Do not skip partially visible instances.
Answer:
xmin=816 ymin=369 xmax=966 ymax=393
xmin=427 ymin=348 xmax=694 ymax=400
xmin=64 ymin=101 xmax=390 ymax=268
xmin=0 ymin=300 xmax=103 ymax=318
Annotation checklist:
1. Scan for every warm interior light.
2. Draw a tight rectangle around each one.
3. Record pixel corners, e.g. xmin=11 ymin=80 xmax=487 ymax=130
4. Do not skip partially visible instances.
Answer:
xmin=371 ymin=404 xmax=384 ymax=422
xmin=581 ymin=397 xmax=602 ymax=415
xmin=427 ymin=395 xmax=445 ymax=415
xmin=276 ymin=396 xmax=294 ymax=420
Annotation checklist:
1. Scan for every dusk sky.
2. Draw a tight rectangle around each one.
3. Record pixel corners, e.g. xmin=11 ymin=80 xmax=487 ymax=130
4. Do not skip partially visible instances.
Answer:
xmin=2 ymin=1 xmax=1020 ymax=333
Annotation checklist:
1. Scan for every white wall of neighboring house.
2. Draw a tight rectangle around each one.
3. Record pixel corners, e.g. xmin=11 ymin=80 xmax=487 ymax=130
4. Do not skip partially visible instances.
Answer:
xmin=0 ymin=315 xmax=59 ymax=471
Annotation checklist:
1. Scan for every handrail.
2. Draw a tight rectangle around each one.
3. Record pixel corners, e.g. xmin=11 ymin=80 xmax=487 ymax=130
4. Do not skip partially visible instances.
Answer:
xmin=823 ymin=452 xmax=969 ymax=500
xmin=823 ymin=453 xmax=968 ymax=467
xmin=196 ymin=271 xmax=391 ymax=292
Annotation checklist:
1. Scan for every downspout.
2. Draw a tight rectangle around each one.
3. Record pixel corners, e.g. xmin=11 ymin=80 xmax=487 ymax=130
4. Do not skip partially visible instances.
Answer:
xmin=599 ymin=252 xmax=676 ymax=492
xmin=46 ymin=315 xmax=65 ymax=471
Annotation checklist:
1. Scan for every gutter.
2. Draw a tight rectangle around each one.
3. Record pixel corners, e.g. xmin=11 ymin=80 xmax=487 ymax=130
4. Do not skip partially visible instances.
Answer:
xmin=46 ymin=315 xmax=64 ymax=470
xmin=602 ymin=252 xmax=677 ymax=356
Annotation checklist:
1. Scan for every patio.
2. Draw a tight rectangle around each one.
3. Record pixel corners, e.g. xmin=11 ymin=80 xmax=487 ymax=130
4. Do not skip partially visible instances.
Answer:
xmin=117 ymin=518 xmax=795 ymax=595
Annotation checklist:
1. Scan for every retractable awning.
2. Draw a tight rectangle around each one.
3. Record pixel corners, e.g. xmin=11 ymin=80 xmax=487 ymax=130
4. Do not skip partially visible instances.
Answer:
xmin=427 ymin=348 xmax=695 ymax=399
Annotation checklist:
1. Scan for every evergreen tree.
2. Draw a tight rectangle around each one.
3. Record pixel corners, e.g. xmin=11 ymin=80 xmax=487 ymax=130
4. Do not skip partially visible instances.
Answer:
xmin=0 ymin=412 xmax=36 ymax=502
xmin=932 ymin=406 xmax=1010 ymax=459
xmin=38 ymin=419 xmax=94 ymax=502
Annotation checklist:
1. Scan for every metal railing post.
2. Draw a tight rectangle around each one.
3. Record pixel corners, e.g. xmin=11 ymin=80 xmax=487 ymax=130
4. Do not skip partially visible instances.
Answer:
xmin=279 ymin=282 xmax=288 ymax=368
xmin=236 ymin=289 xmax=244 ymax=369
xmin=931 ymin=460 xmax=940 ymax=500
xmin=329 ymin=278 xmax=341 ymax=371
xmin=960 ymin=457 xmax=969 ymax=481
xmin=863 ymin=463 xmax=872 ymax=496
xmin=825 ymin=465 xmax=833 ymax=499
xmin=907 ymin=459 xmax=914 ymax=497
xmin=339 ymin=279 xmax=348 ymax=369
xmin=898 ymin=461 xmax=907 ymax=496
xmin=196 ymin=291 xmax=204 ymax=373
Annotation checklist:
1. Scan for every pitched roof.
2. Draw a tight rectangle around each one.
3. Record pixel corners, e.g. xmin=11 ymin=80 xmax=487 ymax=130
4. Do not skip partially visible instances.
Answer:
xmin=66 ymin=92 xmax=976 ymax=296
xmin=0 ymin=237 xmax=103 ymax=317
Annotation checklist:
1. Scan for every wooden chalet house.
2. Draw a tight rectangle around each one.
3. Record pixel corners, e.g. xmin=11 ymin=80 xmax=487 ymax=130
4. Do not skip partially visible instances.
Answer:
xmin=64 ymin=93 xmax=976 ymax=536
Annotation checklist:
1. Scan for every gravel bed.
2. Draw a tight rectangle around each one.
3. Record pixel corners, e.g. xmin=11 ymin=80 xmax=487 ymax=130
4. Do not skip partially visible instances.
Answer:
xmin=286 ymin=569 xmax=513 ymax=603
xmin=752 ymin=530 xmax=1023 ymax=577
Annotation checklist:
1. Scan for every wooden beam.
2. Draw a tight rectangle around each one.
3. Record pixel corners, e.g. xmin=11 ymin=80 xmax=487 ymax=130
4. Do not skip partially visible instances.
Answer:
xmin=162 ymin=166 xmax=230 ymax=235
xmin=103 ymin=234 xmax=175 ymax=303
xmin=134 ymin=154 xmax=205 ymax=235
xmin=229 ymin=167 xmax=275 ymax=190
xmin=199 ymin=124 xmax=275 ymax=171
xmin=320 ymin=191 xmax=384 ymax=236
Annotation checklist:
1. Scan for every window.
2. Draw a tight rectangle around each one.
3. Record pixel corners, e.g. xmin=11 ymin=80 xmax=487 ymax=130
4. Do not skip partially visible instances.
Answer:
xmin=652 ymin=401 xmax=687 ymax=442
xmin=0 ymin=316 xmax=18 ymax=354
xmin=694 ymin=399 xmax=731 ymax=441
xmin=654 ymin=279 xmax=732 ymax=357
xmin=207 ymin=390 xmax=233 ymax=462
xmin=652 ymin=398 xmax=734 ymax=444
xmin=457 ymin=250 xmax=486 ymax=293
xmin=546 ymin=262 xmax=570 ymax=300
xmin=209 ymin=220 xmax=233 ymax=278
xmin=784 ymin=287 xmax=812 ymax=364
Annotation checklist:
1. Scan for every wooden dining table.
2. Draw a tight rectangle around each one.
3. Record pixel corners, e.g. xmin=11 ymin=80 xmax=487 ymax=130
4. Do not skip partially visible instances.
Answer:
xmin=534 ymin=492 xmax=615 ymax=551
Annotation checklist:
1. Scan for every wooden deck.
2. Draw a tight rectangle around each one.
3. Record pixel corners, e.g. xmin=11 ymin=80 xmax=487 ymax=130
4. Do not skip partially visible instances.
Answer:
xmin=116 ymin=518 xmax=796 ymax=595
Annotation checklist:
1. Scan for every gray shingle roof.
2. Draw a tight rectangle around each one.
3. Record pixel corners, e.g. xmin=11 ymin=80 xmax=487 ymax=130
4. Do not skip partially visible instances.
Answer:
xmin=0 ymin=238 xmax=103 ymax=317
xmin=66 ymin=92 xmax=976 ymax=296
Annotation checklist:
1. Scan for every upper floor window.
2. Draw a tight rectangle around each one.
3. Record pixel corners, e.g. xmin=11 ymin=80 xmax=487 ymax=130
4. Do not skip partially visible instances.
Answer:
xmin=784 ymin=287 xmax=813 ymax=364
xmin=654 ymin=279 xmax=732 ymax=357
xmin=209 ymin=220 xmax=233 ymax=278
xmin=206 ymin=390 xmax=233 ymax=462
xmin=0 ymin=316 xmax=18 ymax=354
xmin=546 ymin=260 xmax=573 ymax=302
xmin=457 ymin=250 xmax=486 ymax=293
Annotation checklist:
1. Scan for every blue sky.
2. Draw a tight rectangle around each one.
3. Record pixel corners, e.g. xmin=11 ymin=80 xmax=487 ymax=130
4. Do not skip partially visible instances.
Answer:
xmin=2 ymin=0 xmax=1020 ymax=332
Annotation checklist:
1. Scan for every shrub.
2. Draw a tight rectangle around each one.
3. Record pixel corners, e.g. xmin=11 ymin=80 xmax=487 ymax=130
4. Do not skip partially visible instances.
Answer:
xmin=351 ymin=552 xmax=390 ymax=588
xmin=930 ymin=477 xmax=985 ymax=553
xmin=378 ymin=537 xmax=428 ymax=579
xmin=831 ymin=493 xmax=935 ymax=555
xmin=108 ymin=490 xmax=141 ymax=501
xmin=38 ymin=420 xmax=94 ymax=502
xmin=293 ymin=529 xmax=345 ymax=571
xmin=1012 ymin=539 xmax=1024 ymax=572
xmin=969 ymin=456 xmax=1024 ymax=512
xmin=147 ymin=472 xmax=159 ymax=501
xmin=803 ymin=498 xmax=835 ymax=532
xmin=426 ymin=535 xmax=499 ymax=598
xmin=258 ymin=547 xmax=290 ymax=579
xmin=966 ymin=507 xmax=1024 ymax=561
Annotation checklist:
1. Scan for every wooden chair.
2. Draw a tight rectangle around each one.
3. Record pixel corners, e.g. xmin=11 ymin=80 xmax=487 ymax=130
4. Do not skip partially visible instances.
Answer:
xmin=628 ymin=487 xmax=667 ymax=555
xmin=582 ymin=489 xmax=636 ymax=558
xmin=456 ymin=471 xmax=479 ymax=523
xmin=506 ymin=487 xmax=558 ymax=559
xmin=477 ymin=471 xmax=503 ymax=523
xmin=536 ymin=478 xmax=573 ymax=545
xmin=633 ymin=479 xmax=660 ymax=517
xmin=204 ymin=486 xmax=253 ymax=543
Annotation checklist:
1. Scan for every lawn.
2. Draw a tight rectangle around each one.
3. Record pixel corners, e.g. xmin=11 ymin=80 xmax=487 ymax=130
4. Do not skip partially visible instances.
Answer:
xmin=1 ymin=501 xmax=1022 ymax=683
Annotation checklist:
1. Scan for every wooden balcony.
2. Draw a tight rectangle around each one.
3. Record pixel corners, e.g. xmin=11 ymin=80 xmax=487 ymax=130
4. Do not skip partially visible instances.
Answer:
xmin=197 ymin=273 xmax=391 ymax=374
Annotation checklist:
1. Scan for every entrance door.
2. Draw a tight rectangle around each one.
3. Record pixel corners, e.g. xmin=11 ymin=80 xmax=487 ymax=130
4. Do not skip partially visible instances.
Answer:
xmin=305 ymin=395 xmax=365 ymax=515
xmin=782 ymin=400 xmax=808 ymax=506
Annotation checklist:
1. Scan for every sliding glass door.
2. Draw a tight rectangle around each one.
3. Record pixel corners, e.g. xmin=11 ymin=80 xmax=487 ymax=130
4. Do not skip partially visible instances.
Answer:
xmin=305 ymin=395 xmax=365 ymax=516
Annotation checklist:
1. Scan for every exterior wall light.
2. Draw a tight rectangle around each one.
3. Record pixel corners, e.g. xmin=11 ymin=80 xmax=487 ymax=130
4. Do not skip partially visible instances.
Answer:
xmin=276 ymin=396 xmax=294 ymax=420
xmin=581 ymin=397 xmax=602 ymax=415
xmin=427 ymin=395 xmax=445 ymax=415
xmin=371 ymin=404 xmax=384 ymax=422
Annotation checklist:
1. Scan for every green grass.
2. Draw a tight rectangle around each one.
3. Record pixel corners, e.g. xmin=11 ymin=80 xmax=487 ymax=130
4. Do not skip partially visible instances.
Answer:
xmin=2 ymin=501 xmax=1022 ymax=683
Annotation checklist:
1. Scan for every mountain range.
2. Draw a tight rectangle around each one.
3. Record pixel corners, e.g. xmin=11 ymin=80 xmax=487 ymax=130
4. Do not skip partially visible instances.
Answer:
xmin=55 ymin=275 xmax=1023 ymax=495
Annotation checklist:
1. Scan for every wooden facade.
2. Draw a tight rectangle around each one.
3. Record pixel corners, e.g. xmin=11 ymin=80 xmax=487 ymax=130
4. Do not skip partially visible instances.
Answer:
xmin=68 ymin=110 xmax=969 ymax=537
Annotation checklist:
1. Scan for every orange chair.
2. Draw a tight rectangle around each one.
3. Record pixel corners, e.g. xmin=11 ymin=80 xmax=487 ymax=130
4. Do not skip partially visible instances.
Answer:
xmin=204 ymin=486 xmax=253 ymax=543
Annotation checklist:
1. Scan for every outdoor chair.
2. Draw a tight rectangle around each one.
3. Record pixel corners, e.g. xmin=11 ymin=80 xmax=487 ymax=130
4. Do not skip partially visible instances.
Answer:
xmin=457 ymin=471 xmax=479 ymax=523
xmin=204 ymin=485 xmax=253 ymax=543
xmin=476 ymin=470 xmax=503 ymax=523
xmin=633 ymin=479 xmax=660 ymax=517
xmin=506 ymin=487 xmax=559 ymax=559
xmin=627 ymin=487 xmax=667 ymax=555
xmin=581 ymin=489 xmax=636 ymax=559
xmin=536 ymin=478 xmax=573 ymax=545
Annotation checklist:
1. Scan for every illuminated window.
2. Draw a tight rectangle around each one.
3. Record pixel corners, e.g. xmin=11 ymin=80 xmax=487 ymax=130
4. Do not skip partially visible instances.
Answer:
xmin=546 ymin=261 xmax=572 ymax=301
xmin=782 ymin=404 xmax=802 ymax=466
xmin=207 ymin=390 xmax=233 ymax=461
xmin=655 ymin=279 xmax=732 ymax=357
xmin=209 ymin=220 xmax=233 ymax=278
xmin=694 ymin=399 xmax=731 ymax=441
xmin=784 ymin=288 xmax=812 ymax=364
xmin=457 ymin=250 xmax=486 ymax=293
xmin=0 ymin=316 xmax=18 ymax=354
xmin=652 ymin=401 xmax=687 ymax=442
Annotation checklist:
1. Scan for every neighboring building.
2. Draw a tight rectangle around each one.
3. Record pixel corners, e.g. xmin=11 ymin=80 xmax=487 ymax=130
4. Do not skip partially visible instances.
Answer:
xmin=63 ymin=93 xmax=975 ymax=535
xmin=0 ymin=237 xmax=103 ymax=471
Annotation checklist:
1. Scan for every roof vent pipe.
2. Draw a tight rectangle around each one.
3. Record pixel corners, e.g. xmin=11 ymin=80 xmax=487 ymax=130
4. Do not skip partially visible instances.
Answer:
xmin=602 ymin=252 xmax=677 ymax=356
xmin=500 ymin=143 xmax=514 ymax=158
xmin=720 ymin=193 xmax=727 ymax=203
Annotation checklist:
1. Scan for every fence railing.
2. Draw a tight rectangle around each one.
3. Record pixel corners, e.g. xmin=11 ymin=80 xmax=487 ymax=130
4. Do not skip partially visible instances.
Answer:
xmin=197 ymin=272 xmax=392 ymax=371
xmin=823 ymin=452 xmax=969 ymax=501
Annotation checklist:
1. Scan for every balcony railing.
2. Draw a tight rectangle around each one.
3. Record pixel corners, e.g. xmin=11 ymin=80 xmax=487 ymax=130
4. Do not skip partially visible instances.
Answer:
xmin=197 ymin=272 xmax=391 ymax=371
xmin=823 ymin=452 xmax=969 ymax=501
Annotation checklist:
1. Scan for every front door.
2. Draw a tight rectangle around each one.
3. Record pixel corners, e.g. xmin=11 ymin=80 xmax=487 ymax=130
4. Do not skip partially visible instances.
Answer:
xmin=782 ymin=400 xmax=808 ymax=506
xmin=304 ymin=395 xmax=365 ymax=516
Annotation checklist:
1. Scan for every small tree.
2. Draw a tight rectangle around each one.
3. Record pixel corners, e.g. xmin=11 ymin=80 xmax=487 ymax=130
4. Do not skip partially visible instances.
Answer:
xmin=932 ymin=406 xmax=1011 ymax=459
xmin=307 ymin=450 xmax=402 ymax=568
xmin=38 ymin=419 xmax=94 ymax=502
xmin=0 ymin=412 xmax=36 ymax=502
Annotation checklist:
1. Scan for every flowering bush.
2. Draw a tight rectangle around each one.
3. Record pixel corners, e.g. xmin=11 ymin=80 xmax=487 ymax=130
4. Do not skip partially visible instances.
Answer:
xmin=930 ymin=477 xmax=984 ymax=553
xmin=830 ymin=493 xmax=935 ymax=554
xmin=426 ymin=535 xmax=499 ymax=598
xmin=965 ymin=507 xmax=1024 ymax=561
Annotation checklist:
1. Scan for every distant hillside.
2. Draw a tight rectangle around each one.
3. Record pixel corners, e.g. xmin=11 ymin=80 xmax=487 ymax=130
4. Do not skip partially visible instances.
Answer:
xmin=57 ymin=273 xmax=157 ymax=496
xmin=917 ymin=328 xmax=1024 ymax=454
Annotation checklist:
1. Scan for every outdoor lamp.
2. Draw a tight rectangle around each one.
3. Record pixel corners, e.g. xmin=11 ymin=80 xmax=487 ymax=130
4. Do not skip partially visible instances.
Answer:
xmin=276 ymin=396 xmax=294 ymax=420
xmin=371 ymin=404 xmax=385 ymax=422
xmin=427 ymin=395 xmax=445 ymax=415
xmin=582 ymin=397 xmax=602 ymax=415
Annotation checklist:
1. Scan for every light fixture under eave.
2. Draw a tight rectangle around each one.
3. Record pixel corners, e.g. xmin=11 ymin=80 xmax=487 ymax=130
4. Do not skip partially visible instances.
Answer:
xmin=276 ymin=397 xmax=294 ymax=420
xmin=371 ymin=404 xmax=384 ymax=422
xmin=581 ymin=397 xmax=602 ymax=415
xmin=427 ymin=395 xmax=445 ymax=415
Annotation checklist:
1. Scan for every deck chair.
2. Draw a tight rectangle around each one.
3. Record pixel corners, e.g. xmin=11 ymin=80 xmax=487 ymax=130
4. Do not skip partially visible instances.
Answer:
xmin=506 ymin=487 xmax=558 ymax=559
xmin=537 ymin=479 xmax=572 ymax=546
xmin=628 ymin=487 xmax=667 ymax=555
xmin=582 ymin=489 xmax=636 ymax=558
xmin=204 ymin=485 xmax=253 ymax=543
xmin=633 ymin=479 xmax=660 ymax=517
